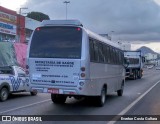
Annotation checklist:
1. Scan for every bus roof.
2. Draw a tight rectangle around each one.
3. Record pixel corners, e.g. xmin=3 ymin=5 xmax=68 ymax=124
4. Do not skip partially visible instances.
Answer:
xmin=40 ymin=20 xmax=121 ymax=50
xmin=41 ymin=20 xmax=83 ymax=27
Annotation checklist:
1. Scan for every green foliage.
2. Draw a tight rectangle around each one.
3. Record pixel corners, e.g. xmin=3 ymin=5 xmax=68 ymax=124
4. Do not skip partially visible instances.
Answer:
xmin=27 ymin=11 xmax=50 ymax=22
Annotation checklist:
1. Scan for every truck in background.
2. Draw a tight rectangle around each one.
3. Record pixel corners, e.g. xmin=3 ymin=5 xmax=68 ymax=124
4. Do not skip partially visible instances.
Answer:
xmin=124 ymin=51 xmax=145 ymax=80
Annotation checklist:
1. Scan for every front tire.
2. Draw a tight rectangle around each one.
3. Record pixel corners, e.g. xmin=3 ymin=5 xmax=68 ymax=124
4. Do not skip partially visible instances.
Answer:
xmin=51 ymin=94 xmax=67 ymax=104
xmin=0 ymin=87 xmax=9 ymax=102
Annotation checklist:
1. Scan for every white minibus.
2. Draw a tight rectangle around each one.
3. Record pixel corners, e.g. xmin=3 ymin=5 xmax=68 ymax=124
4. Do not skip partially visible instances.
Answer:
xmin=27 ymin=20 xmax=125 ymax=106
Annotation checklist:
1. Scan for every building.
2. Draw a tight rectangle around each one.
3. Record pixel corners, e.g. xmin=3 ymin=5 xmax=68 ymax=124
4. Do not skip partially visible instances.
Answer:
xmin=99 ymin=34 xmax=131 ymax=50
xmin=144 ymin=53 xmax=158 ymax=61
xmin=0 ymin=6 xmax=41 ymax=43
xmin=115 ymin=41 xmax=131 ymax=51
xmin=0 ymin=6 xmax=17 ymax=42
xmin=144 ymin=53 xmax=158 ymax=65
xmin=25 ymin=17 xmax=40 ymax=43
xmin=156 ymin=59 xmax=160 ymax=66
xmin=99 ymin=34 xmax=111 ymax=40
xmin=119 ymin=42 xmax=131 ymax=51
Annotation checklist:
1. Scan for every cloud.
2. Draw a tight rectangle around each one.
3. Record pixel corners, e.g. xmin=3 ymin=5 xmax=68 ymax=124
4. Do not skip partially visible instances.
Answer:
xmin=24 ymin=0 xmax=160 ymax=42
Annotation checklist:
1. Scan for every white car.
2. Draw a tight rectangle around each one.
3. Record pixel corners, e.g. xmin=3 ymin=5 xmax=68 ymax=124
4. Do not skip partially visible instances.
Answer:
xmin=0 ymin=66 xmax=37 ymax=102
xmin=147 ymin=65 xmax=154 ymax=69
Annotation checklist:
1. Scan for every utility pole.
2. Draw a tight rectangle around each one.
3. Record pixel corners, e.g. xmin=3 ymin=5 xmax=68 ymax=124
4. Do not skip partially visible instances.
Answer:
xmin=63 ymin=1 xmax=70 ymax=20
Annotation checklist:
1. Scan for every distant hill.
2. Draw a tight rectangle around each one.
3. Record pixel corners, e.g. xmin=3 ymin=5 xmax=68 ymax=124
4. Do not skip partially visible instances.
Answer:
xmin=137 ymin=46 xmax=157 ymax=55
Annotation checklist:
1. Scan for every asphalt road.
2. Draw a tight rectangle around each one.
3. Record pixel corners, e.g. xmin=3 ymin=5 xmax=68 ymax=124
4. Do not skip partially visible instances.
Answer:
xmin=0 ymin=67 xmax=160 ymax=124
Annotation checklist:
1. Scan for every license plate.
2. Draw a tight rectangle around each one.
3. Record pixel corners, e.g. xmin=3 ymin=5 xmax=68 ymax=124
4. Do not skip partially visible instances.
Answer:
xmin=48 ymin=88 xmax=59 ymax=94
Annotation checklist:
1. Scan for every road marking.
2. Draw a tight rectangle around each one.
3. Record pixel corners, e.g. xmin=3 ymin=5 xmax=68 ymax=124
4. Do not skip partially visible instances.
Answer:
xmin=0 ymin=99 xmax=51 ymax=114
xmin=108 ymin=79 xmax=160 ymax=124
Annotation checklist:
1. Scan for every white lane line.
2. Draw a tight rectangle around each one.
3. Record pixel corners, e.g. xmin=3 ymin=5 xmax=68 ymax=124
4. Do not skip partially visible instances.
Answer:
xmin=108 ymin=79 xmax=160 ymax=124
xmin=0 ymin=99 xmax=51 ymax=114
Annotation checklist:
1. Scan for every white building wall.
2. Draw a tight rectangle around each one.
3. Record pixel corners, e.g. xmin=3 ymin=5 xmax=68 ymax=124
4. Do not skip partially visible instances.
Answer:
xmin=156 ymin=59 xmax=160 ymax=66
xmin=25 ymin=17 xmax=41 ymax=30
xmin=117 ymin=41 xmax=131 ymax=50
xmin=121 ymin=43 xmax=131 ymax=50
xmin=145 ymin=53 xmax=157 ymax=60
xmin=25 ymin=17 xmax=41 ymax=42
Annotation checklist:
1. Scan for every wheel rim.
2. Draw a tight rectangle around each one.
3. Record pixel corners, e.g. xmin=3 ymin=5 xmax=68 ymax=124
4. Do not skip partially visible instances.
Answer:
xmin=1 ymin=89 xmax=8 ymax=101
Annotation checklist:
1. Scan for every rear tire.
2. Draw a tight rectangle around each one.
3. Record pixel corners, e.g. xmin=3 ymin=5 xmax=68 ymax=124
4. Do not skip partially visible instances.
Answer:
xmin=0 ymin=87 xmax=9 ymax=102
xmin=96 ymin=87 xmax=106 ymax=107
xmin=117 ymin=82 xmax=124 ymax=96
xmin=137 ymin=70 xmax=142 ymax=79
xmin=51 ymin=94 xmax=67 ymax=104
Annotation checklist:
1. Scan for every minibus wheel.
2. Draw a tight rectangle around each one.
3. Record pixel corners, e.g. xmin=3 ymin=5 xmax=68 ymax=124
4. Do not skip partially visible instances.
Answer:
xmin=117 ymin=81 xmax=124 ymax=96
xmin=51 ymin=94 xmax=67 ymax=104
xmin=97 ymin=87 xmax=106 ymax=107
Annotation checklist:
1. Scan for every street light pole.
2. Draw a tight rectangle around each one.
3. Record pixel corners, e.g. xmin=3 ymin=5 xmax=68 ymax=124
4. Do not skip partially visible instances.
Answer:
xmin=18 ymin=7 xmax=28 ymax=42
xmin=63 ymin=1 xmax=70 ymax=20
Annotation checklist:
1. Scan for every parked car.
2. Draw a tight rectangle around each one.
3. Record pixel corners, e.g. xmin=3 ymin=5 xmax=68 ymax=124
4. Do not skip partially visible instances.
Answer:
xmin=0 ymin=66 xmax=37 ymax=102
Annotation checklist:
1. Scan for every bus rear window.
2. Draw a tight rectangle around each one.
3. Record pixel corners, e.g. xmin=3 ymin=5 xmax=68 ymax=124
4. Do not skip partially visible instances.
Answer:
xmin=29 ymin=26 xmax=82 ymax=59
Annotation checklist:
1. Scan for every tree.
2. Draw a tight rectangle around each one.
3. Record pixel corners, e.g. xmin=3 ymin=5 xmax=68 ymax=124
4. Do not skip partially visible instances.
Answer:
xmin=27 ymin=11 xmax=50 ymax=22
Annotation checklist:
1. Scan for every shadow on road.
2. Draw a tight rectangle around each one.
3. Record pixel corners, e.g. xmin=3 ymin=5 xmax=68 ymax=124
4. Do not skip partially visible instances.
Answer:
xmin=7 ymin=93 xmax=33 ymax=100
